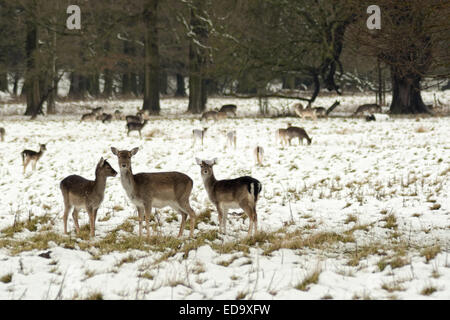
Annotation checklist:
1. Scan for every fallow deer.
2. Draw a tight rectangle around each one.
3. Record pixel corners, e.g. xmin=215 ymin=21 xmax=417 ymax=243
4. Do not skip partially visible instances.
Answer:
xmin=127 ymin=120 xmax=148 ymax=138
xmin=111 ymin=147 xmax=197 ymax=238
xmin=60 ymin=158 xmax=117 ymax=237
xmin=218 ymin=104 xmax=237 ymax=117
xmin=226 ymin=131 xmax=237 ymax=150
xmin=254 ymin=146 xmax=264 ymax=166
xmin=192 ymin=128 xmax=208 ymax=147
xmin=286 ymin=126 xmax=312 ymax=145
xmin=21 ymin=144 xmax=47 ymax=173
xmin=196 ymin=158 xmax=262 ymax=236
xmin=354 ymin=104 xmax=382 ymax=116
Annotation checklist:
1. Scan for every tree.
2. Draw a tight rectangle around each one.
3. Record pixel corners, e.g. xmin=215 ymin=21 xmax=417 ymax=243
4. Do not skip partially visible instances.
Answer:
xmin=142 ymin=0 xmax=161 ymax=114
xmin=348 ymin=0 xmax=450 ymax=113
xmin=186 ymin=0 xmax=210 ymax=114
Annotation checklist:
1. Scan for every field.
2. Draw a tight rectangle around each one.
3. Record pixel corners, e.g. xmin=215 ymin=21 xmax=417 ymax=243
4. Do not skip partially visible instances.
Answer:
xmin=0 ymin=91 xmax=449 ymax=300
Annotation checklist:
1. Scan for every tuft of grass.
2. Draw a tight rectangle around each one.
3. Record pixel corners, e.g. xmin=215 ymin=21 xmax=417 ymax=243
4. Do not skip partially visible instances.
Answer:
xmin=235 ymin=291 xmax=248 ymax=300
xmin=139 ymin=272 xmax=154 ymax=280
xmin=86 ymin=291 xmax=104 ymax=300
xmin=421 ymin=245 xmax=441 ymax=263
xmin=421 ymin=285 xmax=437 ymax=296
xmin=382 ymin=214 xmax=398 ymax=230
xmin=0 ymin=273 xmax=13 ymax=283
xmin=344 ymin=214 xmax=358 ymax=224
xmin=381 ymin=281 xmax=405 ymax=293
xmin=429 ymin=203 xmax=441 ymax=211
xmin=295 ymin=269 xmax=321 ymax=291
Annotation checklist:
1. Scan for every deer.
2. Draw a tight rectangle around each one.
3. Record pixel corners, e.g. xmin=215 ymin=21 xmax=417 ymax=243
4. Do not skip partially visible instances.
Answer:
xmin=254 ymin=146 xmax=264 ymax=166
xmin=114 ymin=110 xmax=123 ymax=120
xmin=294 ymin=104 xmax=317 ymax=120
xmin=60 ymin=158 xmax=117 ymax=237
xmin=80 ymin=112 xmax=97 ymax=122
xmin=276 ymin=128 xmax=289 ymax=146
xmin=201 ymin=111 xmax=218 ymax=122
xmin=127 ymin=120 xmax=148 ymax=138
xmin=126 ymin=113 xmax=143 ymax=124
xmin=314 ymin=107 xmax=327 ymax=118
xmin=111 ymin=147 xmax=196 ymax=238
xmin=226 ymin=131 xmax=236 ymax=150
xmin=192 ymin=128 xmax=208 ymax=147
xmin=195 ymin=158 xmax=262 ymax=237
xmin=0 ymin=127 xmax=5 ymax=142
xmin=286 ymin=126 xmax=312 ymax=145
xmin=218 ymin=104 xmax=237 ymax=117
xmin=354 ymin=104 xmax=382 ymax=116
xmin=21 ymin=144 xmax=47 ymax=173
xmin=91 ymin=106 xmax=103 ymax=115
xmin=215 ymin=111 xmax=228 ymax=121
xmin=99 ymin=113 xmax=113 ymax=123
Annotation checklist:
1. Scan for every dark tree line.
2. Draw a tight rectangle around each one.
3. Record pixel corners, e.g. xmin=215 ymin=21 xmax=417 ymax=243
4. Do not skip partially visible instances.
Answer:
xmin=0 ymin=0 xmax=448 ymax=117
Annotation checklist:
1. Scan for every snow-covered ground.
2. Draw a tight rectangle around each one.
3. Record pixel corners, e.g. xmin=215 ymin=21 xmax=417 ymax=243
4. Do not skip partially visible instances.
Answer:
xmin=0 ymin=92 xmax=449 ymax=300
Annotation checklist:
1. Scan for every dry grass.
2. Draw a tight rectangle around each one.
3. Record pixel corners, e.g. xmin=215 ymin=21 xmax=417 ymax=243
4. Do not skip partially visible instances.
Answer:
xmin=421 ymin=245 xmax=441 ymax=263
xmin=0 ymin=273 xmax=13 ymax=283
xmin=295 ymin=269 xmax=321 ymax=291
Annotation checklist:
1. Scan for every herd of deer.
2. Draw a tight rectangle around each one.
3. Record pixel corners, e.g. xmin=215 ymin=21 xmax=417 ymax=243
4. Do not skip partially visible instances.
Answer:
xmin=0 ymin=101 xmax=383 ymax=239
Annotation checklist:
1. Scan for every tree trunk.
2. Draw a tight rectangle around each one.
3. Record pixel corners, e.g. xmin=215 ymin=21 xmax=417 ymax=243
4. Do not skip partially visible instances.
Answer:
xmin=47 ymin=25 xmax=57 ymax=115
xmin=24 ymin=12 xmax=41 ymax=117
xmin=12 ymin=72 xmax=20 ymax=96
xmin=187 ymin=1 xmax=208 ymax=114
xmin=389 ymin=67 xmax=430 ymax=114
xmin=142 ymin=0 xmax=160 ymax=114
xmin=0 ymin=72 xmax=7 ymax=92
xmin=175 ymin=73 xmax=186 ymax=97
xmin=103 ymin=70 xmax=113 ymax=97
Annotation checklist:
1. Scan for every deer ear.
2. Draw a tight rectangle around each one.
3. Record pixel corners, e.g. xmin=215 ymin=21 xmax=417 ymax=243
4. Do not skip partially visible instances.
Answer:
xmin=195 ymin=158 xmax=202 ymax=165
xmin=98 ymin=157 xmax=105 ymax=167
xmin=131 ymin=147 xmax=139 ymax=156
xmin=212 ymin=157 xmax=218 ymax=165
xmin=111 ymin=147 xmax=118 ymax=155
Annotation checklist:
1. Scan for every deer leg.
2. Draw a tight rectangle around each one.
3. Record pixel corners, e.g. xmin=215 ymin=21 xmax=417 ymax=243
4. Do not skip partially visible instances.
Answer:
xmin=177 ymin=209 xmax=187 ymax=238
xmin=88 ymin=207 xmax=96 ymax=237
xmin=216 ymin=205 xmax=224 ymax=234
xmin=72 ymin=208 xmax=80 ymax=234
xmin=23 ymin=158 xmax=30 ymax=173
xmin=240 ymin=202 xmax=254 ymax=237
xmin=137 ymin=206 xmax=144 ymax=237
xmin=179 ymin=202 xmax=196 ymax=238
xmin=144 ymin=203 xmax=152 ymax=239
xmin=63 ymin=204 xmax=71 ymax=234
xmin=32 ymin=160 xmax=37 ymax=171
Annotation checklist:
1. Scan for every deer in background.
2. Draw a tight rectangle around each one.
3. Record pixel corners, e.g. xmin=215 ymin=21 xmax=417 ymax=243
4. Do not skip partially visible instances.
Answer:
xmin=226 ymin=131 xmax=236 ymax=150
xmin=294 ymin=104 xmax=317 ymax=120
xmin=254 ymin=146 xmax=264 ymax=166
xmin=60 ymin=158 xmax=117 ymax=237
xmin=201 ymin=111 xmax=218 ymax=121
xmin=276 ymin=128 xmax=289 ymax=146
xmin=196 ymin=158 xmax=262 ymax=237
xmin=354 ymin=104 xmax=382 ymax=116
xmin=80 ymin=112 xmax=97 ymax=122
xmin=21 ymin=144 xmax=47 ymax=173
xmin=111 ymin=147 xmax=197 ymax=238
xmin=127 ymin=120 xmax=148 ymax=138
xmin=126 ymin=113 xmax=143 ymax=124
xmin=0 ymin=127 xmax=5 ymax=142
xmin=286 ymin=125 xmax=312 ymax=145
xmin=192 ymin=128 xmax=208 ymax=147
xmin=218 ymin=104 xmax=237 ymax=117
